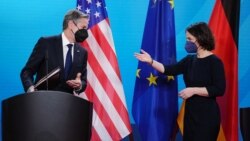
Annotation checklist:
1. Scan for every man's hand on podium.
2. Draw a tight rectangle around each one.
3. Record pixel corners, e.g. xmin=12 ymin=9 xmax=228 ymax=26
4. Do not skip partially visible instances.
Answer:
xmin=27 ymin=85 xmax=35 ymax=93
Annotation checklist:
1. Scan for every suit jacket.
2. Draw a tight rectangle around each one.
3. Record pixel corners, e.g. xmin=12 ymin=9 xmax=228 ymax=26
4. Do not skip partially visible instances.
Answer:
xmin=20 ymin=34 xmax=88 ymax=94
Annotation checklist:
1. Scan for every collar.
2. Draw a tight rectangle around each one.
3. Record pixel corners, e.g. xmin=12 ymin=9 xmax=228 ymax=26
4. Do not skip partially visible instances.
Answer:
xmin=62 ymin=32 xmax=74 ymax=47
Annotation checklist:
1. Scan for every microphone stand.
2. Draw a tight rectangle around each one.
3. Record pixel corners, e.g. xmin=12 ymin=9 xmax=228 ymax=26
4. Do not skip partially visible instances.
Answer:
xmin=45 ymin=49 xmax=49 ymax=90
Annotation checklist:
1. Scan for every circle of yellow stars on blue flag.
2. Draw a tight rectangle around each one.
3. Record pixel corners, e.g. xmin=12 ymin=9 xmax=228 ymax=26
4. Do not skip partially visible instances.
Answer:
xmin=136 ymin=69 xmax=175 ymax=86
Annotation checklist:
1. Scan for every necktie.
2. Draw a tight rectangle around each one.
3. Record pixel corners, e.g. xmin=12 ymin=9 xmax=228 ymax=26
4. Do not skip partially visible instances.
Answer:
xmin=65 ymin=44 xmax=73 ymax=78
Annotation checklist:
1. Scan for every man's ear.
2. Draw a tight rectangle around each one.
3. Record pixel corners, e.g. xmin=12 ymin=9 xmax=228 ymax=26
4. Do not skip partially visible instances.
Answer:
xmin=68 ymin=20 xmax=74 ymax=29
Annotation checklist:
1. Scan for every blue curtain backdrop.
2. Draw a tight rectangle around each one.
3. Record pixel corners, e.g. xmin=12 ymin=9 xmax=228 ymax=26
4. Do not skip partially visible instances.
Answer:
xmin=0 ymin=0 xmax=249 ymax=140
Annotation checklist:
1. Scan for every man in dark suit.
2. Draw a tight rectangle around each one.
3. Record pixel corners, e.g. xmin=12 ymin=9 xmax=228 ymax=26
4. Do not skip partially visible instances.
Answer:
xmin=20 ymin=9 xmax=89 ymax=94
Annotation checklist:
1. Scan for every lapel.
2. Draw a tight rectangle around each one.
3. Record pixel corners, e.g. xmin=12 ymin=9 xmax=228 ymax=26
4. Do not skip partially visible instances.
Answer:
xmin=54 ymin=35 xmax=65 ymax=80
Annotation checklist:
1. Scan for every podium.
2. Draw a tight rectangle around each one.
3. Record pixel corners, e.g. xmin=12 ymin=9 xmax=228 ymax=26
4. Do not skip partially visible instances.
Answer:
xmin=2 ymin=91 xmax=93 ymax=141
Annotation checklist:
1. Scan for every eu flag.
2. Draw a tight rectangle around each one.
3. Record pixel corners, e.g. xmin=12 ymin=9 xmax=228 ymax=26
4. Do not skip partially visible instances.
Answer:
xmin=132 ymin=0 xmax=178 ymax=140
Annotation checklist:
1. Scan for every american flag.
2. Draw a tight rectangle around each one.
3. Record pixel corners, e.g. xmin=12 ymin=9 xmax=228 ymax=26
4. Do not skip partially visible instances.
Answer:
xmin=76 ymin=0 xmax=132 ymax=140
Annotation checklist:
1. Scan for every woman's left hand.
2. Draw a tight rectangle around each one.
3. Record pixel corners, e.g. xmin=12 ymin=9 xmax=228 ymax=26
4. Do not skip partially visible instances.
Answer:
xmin=179 ymin=88 xmax=195 ymax=99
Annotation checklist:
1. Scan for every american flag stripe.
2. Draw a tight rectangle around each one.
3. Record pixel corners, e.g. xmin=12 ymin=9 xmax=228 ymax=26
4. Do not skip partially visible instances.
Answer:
xmin=83 ymin=39 xmax=130 ymax=131
xmin=76 ymin=93 xmax=111 ymax=141
xmin=91 ymin=124 xmax=102 ymax=141
xmin=92 ymin=19 xmax=115 ymax=52
xmin=91 ymin=114 xmax=112 ymax=141
xmin=98 ymin=19 xmax=116 ymax=53
xmin=84 ymin=86 xmax=120 ymax=140
xmin=77 ymin=0 xmax=132 ymax=140
xmin=89 ymin=20 xmax=121 ymax=79
xmin=85 ymin=77 xmax=119 ymax=139
xmin=84 ymin=64 xmax=130 ymax=138
xmin=84 ymin=30 xmax=128 ymax=107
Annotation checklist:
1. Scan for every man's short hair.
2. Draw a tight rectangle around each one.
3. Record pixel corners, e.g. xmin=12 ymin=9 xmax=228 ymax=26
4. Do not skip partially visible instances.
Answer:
xmin=63 ymin=9 xmax=89 ymax=30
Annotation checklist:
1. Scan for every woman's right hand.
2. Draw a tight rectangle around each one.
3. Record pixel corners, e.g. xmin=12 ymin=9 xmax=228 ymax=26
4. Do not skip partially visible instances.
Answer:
xmin=134 ymin=49 xmax=165 ymax=73
xmin=134 ymin=49 xmax=153 ymax=64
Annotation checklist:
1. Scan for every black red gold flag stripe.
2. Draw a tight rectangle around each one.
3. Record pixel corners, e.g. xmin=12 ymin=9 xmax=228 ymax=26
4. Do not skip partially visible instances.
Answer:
xmin=209 ymin=0 xmax=239 ymax=140
xmin=177 ymin=0 xmax=239 ymax=140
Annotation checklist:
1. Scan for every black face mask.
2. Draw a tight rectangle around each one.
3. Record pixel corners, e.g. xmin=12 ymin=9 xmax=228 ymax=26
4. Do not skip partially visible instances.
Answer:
xmin=75 ymin=28 xmax=88 ymax=42
xmin=73 ymin=22 xmax=88 ymax=42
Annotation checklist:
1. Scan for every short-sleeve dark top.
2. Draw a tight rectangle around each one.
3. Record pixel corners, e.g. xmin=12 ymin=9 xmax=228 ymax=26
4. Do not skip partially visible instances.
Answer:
xmin=163 ymin=54 xmax=226 ymax=140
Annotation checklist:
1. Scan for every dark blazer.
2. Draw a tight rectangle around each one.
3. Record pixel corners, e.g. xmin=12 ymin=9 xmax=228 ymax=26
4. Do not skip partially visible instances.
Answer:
xmin=20 ymin=34 xmax=88 ymax=94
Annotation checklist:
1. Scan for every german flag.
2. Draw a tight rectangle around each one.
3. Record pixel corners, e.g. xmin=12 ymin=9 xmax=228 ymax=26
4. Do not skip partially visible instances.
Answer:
xmin=209 ymin=0 xmax=239 ymax=140
xmin=177 ymin=0 xmax=239 ymax=140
